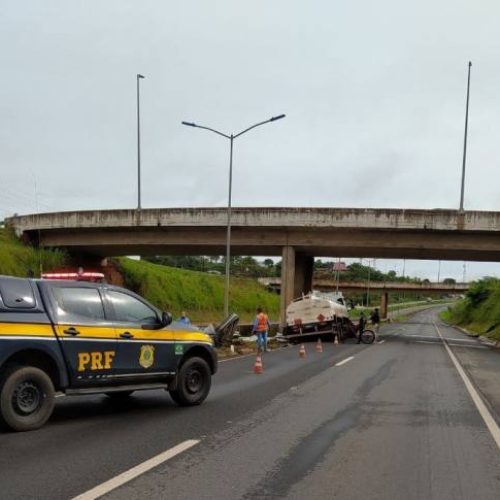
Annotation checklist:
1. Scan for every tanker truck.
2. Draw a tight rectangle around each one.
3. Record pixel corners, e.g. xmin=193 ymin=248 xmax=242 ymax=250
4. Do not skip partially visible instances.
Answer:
xmin=282 ymin=291 xmax=351 ymax=342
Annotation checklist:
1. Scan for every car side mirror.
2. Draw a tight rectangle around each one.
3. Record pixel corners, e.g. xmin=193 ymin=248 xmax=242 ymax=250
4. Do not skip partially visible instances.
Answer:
xmin=162 ymin=312 xmax=172 ymax=327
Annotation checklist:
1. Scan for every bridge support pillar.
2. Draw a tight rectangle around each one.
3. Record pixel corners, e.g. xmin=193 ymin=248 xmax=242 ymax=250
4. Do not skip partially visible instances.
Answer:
xmin=280 ymin=246 xmax=295 ymax=328
xmin=380 ymin=292 xmax=388 ymax=319
xmin=294 ymin=253 xmax=314 ymax=297
xmin=279 ymin=247 xmax=314 ymax=328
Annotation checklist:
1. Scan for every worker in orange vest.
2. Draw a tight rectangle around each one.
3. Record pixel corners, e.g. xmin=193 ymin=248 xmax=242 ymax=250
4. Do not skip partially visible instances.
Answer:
xmin=252 ymin=307 xmax=270 ymax=352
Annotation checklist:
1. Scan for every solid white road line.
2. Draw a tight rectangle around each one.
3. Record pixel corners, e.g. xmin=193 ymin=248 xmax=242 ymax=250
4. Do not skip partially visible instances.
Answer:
xmin=335 ymin=356 xmax=354 ymax=367
xmin=219 ymin=352 xmax=257 ymax=363
xmin=434 ymin=323 xmax=500 ymax=451
xmin=377 ymin=340 xmax=385 ymax=344
xmin=71 ymin=439 xmax=200 ymax=500
xmin=219 ymin=345 xmax=292 ymax=363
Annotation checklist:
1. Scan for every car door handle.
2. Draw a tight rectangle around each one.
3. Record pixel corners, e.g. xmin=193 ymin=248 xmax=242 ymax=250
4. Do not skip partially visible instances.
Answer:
xmin=63 ymin=327 xmax=80 ymax=336
xmin=120 ymin=331 xmax=134 ymax=339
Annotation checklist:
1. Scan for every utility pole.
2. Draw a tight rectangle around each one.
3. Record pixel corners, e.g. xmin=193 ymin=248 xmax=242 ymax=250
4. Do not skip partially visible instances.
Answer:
xmin=366 ymin=260 xmax=371 ymax=308
xmin=137 ymin=74 xmax=145 ymax=210
xmin=459 ymin=61 xmax=472 ymax=212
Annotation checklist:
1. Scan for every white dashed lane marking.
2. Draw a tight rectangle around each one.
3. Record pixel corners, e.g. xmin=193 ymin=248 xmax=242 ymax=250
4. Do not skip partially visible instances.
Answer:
xmin=71 ymin=439 xmax=200 ymax=500
xmin=335 ymin=356 xmax=354 ymax=367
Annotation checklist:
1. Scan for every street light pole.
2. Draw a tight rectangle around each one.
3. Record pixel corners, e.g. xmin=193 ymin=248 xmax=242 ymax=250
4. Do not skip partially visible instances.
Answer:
xmin=459 ymin=61 xmax=472 ymax=212
xmin=224 ymin=134 xmax=234 ymax=318
xmin=137 ymin=74 xmax=145 ymax=210
xmin=182 ymin=114 xmax=286 ymax=317
xmin=366 ymin=260 xmax=371 ymax=308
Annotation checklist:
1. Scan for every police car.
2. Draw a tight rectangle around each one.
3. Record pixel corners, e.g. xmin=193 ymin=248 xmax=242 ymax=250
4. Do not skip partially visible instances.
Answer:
xmin=0 ymin=275 xmax=217 ymax=431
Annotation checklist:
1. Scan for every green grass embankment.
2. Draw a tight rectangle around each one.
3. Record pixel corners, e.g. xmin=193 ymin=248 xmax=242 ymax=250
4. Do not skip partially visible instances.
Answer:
xmin=0 ymin=227 xmax=278 ymax=324
xmin=116 ymin=257 xmax=280 ymax=324
xmin=440 ymin=278 xmax=500 ymax=342
xmin=0 ymin=227 xmax=65 ymax=277
xmin=348 ymin=299 xmax=454 ymax=320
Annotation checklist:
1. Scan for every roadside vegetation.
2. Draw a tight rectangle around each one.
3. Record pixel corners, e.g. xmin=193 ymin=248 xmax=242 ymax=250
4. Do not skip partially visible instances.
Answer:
xmin=116 ymin=257 xmax=280 ymax=324
xmin=0 ymin=227 xmax=65 ymax=277
xmin=0 ymin=226 xmax=451 ymax=326
xmin=146 ymin=256 xmax=454 ymax=308
xmin=441 ymin=278 xmax=500 ymax=342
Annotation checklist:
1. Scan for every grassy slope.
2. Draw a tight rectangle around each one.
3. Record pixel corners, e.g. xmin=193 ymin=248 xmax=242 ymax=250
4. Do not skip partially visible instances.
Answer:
xmin=0 ymin=227 xmax=278 ymax=323
xmin=116 ymin=257 xmax=280 ymax=324
xmin=3 ymin=228 xmax=445 ymax=327
xmin=0 ymin=228 xmax=65 ymax=277
xmin=441 ymin=281 xmax=500 ymax=342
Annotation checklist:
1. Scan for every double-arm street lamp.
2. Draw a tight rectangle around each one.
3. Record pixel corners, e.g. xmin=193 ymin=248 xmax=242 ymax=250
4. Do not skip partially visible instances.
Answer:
xmin=182 ymin=114 xmax=286 ymax=317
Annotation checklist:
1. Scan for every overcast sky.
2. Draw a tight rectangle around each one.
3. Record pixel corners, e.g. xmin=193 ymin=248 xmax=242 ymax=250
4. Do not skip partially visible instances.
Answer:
xmin=1 ymin=1 xmax=499 ymax=280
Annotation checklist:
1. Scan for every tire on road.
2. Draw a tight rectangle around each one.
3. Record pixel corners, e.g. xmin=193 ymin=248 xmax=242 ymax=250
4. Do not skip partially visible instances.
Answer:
xmin=360 ymin=329 xmax=376 ymax=344
xmin=169 ymin=356 xmax=211 ymax=406
xmin=0 ymin=365 xmax=55 ymax=432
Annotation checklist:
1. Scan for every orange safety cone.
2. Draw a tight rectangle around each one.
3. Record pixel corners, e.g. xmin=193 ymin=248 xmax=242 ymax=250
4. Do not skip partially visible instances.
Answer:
xmin=254 ymin=354 xmax=263 ymax=374
xmin=316 ymin=338 xmax=323 ymax=353
xmin=299 ymin=344 xmax=306 ymax=358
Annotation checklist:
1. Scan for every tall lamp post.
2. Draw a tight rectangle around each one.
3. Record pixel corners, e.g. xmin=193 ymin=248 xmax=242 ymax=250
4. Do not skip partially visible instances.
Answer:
xmin=137 ymin=74 xmax=145 ymax=210
xmin=459 ymin=61 xmax=472 ymax=212
xmin=182 ymin=114 xmax=286 ymax=317
xmin=366 ymin=259 xmax=372 ymax=308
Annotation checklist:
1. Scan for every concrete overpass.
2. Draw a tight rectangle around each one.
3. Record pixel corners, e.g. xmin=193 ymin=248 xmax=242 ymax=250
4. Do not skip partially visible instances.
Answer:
xmin=6 ymin=207 xmax=499 ymax=325
xmin=258 ymin=278 xmax=469 ymax=294
xmin=8 ymin=207 xmax=500 ymax=261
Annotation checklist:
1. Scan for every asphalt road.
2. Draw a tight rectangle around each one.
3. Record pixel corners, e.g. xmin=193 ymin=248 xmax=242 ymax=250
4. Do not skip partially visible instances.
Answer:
xmin=1 ymin=308 xmax=499 ymax=499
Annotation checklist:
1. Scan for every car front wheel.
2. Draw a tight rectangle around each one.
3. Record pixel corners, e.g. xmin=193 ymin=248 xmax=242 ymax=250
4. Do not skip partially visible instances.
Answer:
xmin=169 ymin=357 xmax=211 ymax=406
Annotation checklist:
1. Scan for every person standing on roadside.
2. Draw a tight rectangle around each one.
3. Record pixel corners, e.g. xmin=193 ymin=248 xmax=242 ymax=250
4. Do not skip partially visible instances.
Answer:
xmin=178 ymin=311 xmax=191 ymax=326
xmin=252 ymin=307 xmax=270 ymax=352
xmin=357 ymin=311 xmax=366 ymax=344
xmin=370 ymin=307 xmax=380 ymax=332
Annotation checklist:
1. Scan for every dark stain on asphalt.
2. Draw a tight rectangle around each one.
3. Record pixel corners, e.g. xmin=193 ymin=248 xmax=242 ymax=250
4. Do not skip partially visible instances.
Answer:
xmin=243 ymin=359 xmax=397 ymax=499
xmin=355 ymin=358 xmax=396 ymax=399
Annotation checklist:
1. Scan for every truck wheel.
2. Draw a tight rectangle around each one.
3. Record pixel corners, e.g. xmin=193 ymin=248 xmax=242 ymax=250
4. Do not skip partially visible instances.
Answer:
xmin=0 ymin=366 xmax=55 ymax=432
xmin=169 ymin=357 xmax=211 ymax=406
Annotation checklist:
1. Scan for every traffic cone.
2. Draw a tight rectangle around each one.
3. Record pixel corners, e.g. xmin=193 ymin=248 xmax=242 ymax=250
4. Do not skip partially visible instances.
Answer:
xmin=299 ymin=344 xmax=306 ymax=358
xmin=316 ymin=338 xmax=323 ymax=353
xmin=254 ymin=354 xmax=263 ymax=374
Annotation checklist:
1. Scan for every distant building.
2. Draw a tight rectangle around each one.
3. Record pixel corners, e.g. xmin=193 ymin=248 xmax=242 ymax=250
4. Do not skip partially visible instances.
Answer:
xmin=332 ymin=261 xmax=347 ymax=272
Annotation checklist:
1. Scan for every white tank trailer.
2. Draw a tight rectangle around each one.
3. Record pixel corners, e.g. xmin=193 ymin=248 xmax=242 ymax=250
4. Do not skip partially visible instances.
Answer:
xmin=284 ymin=291 xmax=350 ymax=341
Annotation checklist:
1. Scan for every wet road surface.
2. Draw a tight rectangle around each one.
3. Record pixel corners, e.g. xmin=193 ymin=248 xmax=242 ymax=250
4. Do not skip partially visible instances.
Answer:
xmin=1 ymin=307 xmax=499 ymax=499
